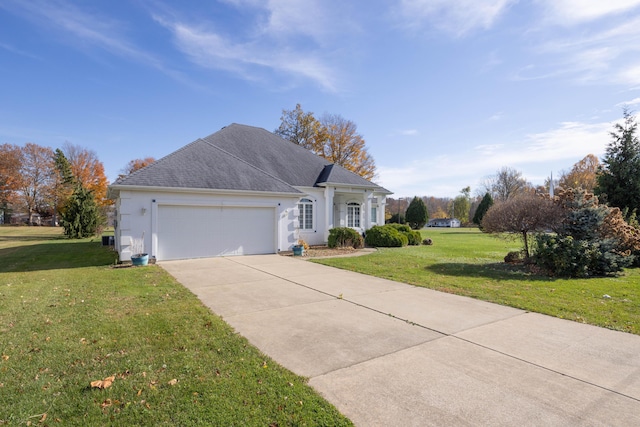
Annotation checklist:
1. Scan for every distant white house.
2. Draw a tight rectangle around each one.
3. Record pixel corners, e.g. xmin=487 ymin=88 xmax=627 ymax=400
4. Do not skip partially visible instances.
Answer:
xmin=427 ymin=218 xmax=461 ymax=228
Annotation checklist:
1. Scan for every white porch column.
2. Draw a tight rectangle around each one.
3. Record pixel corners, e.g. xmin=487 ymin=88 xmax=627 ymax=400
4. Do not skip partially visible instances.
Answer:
xmin=378 ymin=195 xmax=386 ymax=225
xmin=324 ymin=186 xmax=335 ymax=242
xmin=364 ymin=192 xmax=373 ymax=230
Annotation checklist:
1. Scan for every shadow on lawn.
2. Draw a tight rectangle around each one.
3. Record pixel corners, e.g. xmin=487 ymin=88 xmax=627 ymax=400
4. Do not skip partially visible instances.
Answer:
xmin=0 ymin=240 xmax=116 ymax=272
xmin=426 ymin=262 xmax=555 ymax=283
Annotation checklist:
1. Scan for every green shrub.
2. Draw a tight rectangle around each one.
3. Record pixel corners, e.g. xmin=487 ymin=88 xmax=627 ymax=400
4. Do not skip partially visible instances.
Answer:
xmin=365 ymin=225 xmax=407 ymax=247
xmin=534 ymin=234 xmax=633 ymax=277
xmin=406 ymin=230 xmax=422 ymax=246
xmin=387 ymin=223 xmax=420 ymax=245
xmin=532 ymin=189 xmax=638 ymax=277
xmin=328 ymin=227 xmax=364 ymax=249
xmin=387 ymin=223 xmax=411 ymax=233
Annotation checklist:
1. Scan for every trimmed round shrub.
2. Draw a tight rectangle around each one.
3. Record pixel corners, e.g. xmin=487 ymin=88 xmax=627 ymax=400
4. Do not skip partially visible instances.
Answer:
xmin=387 ymin=223 xmax=412 ymax=233
xmin=406 ymin=230 xmax=422 ymax=246
xmin=387 ymin=223 xmax=420 ymax=245
xmin=365 ymin=225 xmax=408 ymax=247
xmin=328 ymin=227 xmax=364 ymax=249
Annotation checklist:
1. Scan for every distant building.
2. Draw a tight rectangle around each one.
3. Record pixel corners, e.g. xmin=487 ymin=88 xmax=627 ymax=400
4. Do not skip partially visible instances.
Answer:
xmin=427 ymin=218 xmax=461 ymax=228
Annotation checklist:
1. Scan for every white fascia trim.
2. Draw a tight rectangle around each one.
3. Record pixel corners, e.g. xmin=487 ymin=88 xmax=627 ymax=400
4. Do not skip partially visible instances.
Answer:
xmin=315 ymin=182 xmax=393 ymax=194
xmin=108 ymin=184 xmax=302 ymax=198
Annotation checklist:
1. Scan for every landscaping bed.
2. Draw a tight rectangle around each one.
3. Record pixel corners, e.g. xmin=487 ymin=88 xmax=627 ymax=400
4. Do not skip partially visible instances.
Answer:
xmin=280 ymin=245 xmax=359 ymax=258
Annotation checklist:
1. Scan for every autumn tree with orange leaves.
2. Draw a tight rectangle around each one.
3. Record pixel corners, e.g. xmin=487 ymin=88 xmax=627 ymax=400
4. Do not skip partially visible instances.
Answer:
xmin=275 ymin=105 xmax=377 ymax=180
xmin=62 ymin=142 xmax=110 ymax=206
xmin=320 ymin=114 xmax=376 ymax=180
xmin=0 ymin=143 xmax=23 ymax=210
xmin=120 ymin=157 xmax=156 ymax=178
xmin=558 ymin=154 xmax=600 ymax=192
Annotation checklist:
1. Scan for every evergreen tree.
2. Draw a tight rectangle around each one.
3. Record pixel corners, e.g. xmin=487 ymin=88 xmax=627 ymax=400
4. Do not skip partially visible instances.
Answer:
xmin=535 ymin=189 xmax=639 ymax=277
xmin=53 ymin=149 xmax=74 ymax=225
xmin=473 ymin=193 xmax=494 ymax=227
xmin=60 ymin=184 xmax=101 ymax=238
xmin=595 ymin=109 xmax=640 ymax=216
xmin=405 ymin=196 xmax=428 ymax=230
xmin=54 ymin=148 xmax=74 ymax=185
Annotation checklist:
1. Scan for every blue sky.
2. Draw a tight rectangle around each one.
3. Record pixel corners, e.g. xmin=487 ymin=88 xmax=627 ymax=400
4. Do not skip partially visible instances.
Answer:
xmin=1 ymin=0 xmax=640 ymax=198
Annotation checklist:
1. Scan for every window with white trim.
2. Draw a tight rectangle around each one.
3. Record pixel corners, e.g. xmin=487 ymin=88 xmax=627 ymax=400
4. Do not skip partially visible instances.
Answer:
xmin=298 ymin=198 xmax=313 ymax=230
xmin=347 ymin=202 xmax=360 ymax=228
xmin=371 ymin=206 xmax=378 ymax=224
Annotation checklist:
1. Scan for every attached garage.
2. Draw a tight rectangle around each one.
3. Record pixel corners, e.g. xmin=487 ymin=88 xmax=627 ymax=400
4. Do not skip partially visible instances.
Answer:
xmin=156 ymin=205 xmax=277 ymax=260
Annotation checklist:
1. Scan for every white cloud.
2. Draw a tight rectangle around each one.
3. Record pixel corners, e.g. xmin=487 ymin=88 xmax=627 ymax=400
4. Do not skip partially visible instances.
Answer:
xmin=539 ymin=0 xmax=640 ymax=25
xmin=0 ymin=42 xmax=41 ymax=60
xmin=523 ymin=121 xmax=611 ymax=159
xmin=617 ymin=97 xmax=640 ymax=107
xmin=221 ymin=0 xmax=331 ymax=42
xmin=0 ymin=0 xmax=188 ymax=81
xmin=400 ymin=129 xmax=419 ymax=136
xmin=154 ymin=16 xmax=338 ymax=91
xmin=3 ymin=1 xmax=138 ymax=58
xmin=616 ymin=64 xmax=640 ymax=86
xmin=397 ymin=0 xmax=516 ymax=37
xmin=525 ymin=13 xmax=640 ymax=86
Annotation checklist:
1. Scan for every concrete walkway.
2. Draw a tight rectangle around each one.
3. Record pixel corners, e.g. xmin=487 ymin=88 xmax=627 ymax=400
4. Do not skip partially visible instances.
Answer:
xmin=161 ymin=255 xmax=640 ymax=426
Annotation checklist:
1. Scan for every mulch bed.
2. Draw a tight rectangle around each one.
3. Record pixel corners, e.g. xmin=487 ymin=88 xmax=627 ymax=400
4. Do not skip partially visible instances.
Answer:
xmin=279 ymin=245 xmax=358 ymax=258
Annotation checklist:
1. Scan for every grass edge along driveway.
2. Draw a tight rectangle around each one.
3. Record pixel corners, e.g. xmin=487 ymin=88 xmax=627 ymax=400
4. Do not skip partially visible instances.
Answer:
xmin=0 ymin=226 xmax=352 ymax=426
xmin=314 ymin=228 xmax=640 ymax=335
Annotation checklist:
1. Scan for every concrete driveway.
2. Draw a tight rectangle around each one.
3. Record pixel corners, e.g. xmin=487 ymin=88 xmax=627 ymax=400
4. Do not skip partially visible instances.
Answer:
xmin=161 ymin=255 xmax=640 ymax=426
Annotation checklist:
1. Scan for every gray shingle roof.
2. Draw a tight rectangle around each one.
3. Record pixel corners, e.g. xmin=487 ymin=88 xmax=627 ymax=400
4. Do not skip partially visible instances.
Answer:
xmin=112 ymin=124 xmax=390 ymax=194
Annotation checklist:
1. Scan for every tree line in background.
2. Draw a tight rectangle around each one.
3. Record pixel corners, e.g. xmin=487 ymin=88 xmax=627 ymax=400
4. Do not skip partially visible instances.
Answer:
xmin=387 ymin=110 xmax=639 ymax=227
xmin=0 ymin=142 xmax=156 ymax=238
xmin=0 ymin=142 xmax=110 ymax=236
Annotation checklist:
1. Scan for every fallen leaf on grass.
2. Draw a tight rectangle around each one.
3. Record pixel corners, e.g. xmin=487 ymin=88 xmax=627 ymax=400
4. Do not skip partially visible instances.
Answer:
xmin=168 ymin=379 xmax=178 ymax=386
xmin=90 ymin=375 xmax=115 ymax=389
xmin=39 ymin=413 xmax=46 ymax=424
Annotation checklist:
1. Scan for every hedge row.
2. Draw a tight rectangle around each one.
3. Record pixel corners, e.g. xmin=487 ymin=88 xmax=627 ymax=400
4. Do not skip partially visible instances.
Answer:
xmin=327 ymin=225 xmax=427 ymax=249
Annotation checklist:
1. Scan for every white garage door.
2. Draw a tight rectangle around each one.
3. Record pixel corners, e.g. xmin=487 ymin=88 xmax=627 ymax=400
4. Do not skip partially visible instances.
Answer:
xmin=157 ymin=205 xmax=276 ymax=260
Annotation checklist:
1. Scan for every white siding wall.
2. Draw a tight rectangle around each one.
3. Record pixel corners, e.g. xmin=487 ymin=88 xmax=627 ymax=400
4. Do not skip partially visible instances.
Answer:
xmin=294 ymin=187 xmax=327 ymax=246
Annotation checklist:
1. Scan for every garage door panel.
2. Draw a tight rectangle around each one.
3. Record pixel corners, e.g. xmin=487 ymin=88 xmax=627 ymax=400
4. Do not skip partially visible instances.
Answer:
xmin=157 ymin=205 xmax=275 ymax=260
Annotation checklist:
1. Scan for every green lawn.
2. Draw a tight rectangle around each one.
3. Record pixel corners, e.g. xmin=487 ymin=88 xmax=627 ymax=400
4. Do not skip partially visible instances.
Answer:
xmin=0 ymin=226 xmax=352 ymax=426
xmin=315 ymin=228 xmax=640 ymax=335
